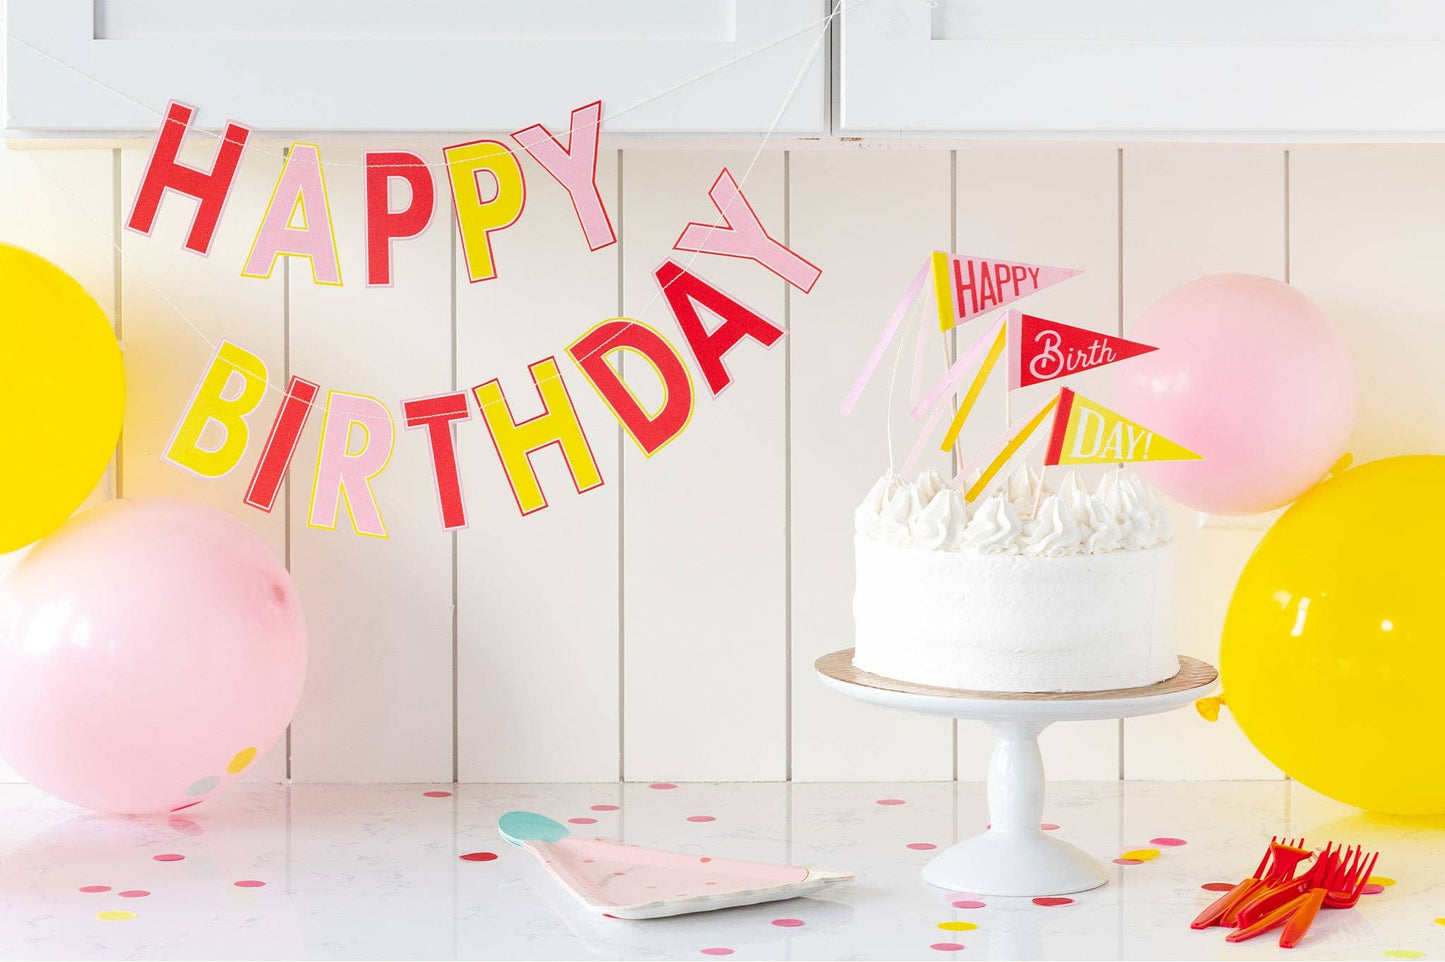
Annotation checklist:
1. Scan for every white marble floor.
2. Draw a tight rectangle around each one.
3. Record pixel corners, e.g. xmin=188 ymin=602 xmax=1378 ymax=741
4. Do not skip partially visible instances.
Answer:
xmin=0 ymin=780 xmax=1440 ymax=961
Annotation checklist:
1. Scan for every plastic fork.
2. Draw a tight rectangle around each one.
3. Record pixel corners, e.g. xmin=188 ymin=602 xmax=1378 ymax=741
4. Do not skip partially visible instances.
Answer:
xmin=1234 ymin=843 xmax=1340 ymax=928
xmin=1192 ymin=837 xmax=1309 ymax=929
xmin=1278 ymin=846 xmax=1380 ymax=948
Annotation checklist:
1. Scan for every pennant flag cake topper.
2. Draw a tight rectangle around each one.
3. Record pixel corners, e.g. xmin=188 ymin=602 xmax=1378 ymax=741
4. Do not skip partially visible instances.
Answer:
xmin=1044 ymin=388 xmax=1202 ymax=466
xmin=931 ymin=251 xmax=1081 ymax=332
xmin=1006 ymin=311 xmax=1158 ymax=389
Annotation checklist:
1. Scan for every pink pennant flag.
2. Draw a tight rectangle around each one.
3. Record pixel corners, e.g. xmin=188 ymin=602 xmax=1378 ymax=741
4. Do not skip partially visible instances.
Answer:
xmin=933 ymin=252 xmax=1081 ymax=332
xmin=840 ymin=261 xmax=931 ymax=415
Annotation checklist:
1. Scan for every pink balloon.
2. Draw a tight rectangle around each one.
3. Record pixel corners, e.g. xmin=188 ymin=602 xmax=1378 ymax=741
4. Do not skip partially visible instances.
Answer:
xmin=1115 ymin=274 xmax=1355 ymax=515
xmin=0 ymin=500 xmax=306 ymax=813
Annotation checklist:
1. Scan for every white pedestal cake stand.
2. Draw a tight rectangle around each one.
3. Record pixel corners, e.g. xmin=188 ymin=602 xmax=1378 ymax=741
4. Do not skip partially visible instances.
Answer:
xmin=815 ymin=649 xmax=1218 ymax=897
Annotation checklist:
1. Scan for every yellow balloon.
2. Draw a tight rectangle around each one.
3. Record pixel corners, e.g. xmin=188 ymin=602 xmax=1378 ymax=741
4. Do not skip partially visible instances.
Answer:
xmin=1223 ymin=455 xmax=1445 ymax=814
xmin=0 ymin=244 xmax=125 ymax=552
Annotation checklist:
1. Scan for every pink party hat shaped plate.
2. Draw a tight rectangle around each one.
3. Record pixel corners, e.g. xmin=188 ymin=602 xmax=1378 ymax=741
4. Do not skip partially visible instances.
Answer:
xmin=498 ymin=811 xmax=852 ymax=919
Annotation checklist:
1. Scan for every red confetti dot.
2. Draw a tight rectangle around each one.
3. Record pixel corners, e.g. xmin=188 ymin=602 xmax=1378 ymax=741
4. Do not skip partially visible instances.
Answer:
xmin=687 ymin=815 xmax=716 ymax=823
xmin=650 ymin=783 xmax=677 ymax=790
xmin=422 ymin=791 xmax=452 ymax=798
xmin=1150 ymin=837 xmax=1187 ymax=847
xmin=700 ymin=949 xmax=734 ymax=956
xmin=459 ymin=852 xmax=498 ymax=862
xmin=79 ymin=886 xmax=111 ymax=893
xmin=590 ymin=804 xmax=619 ymax=812
xmin=118 ymin=890 xmax=149 ymax=898
xmin=876 ymin=798 xmax=906 ymax=806
xmin=1033 ymin=897 xmax=1074 ymax=906
xmin=152 ymin=854 xmax=185 ymax=862
xmin=952 ymin=900 xmax=985 ymax=909
xmin=931 ymin=943 xmax=966 ymax=952
xmin=1113 ymin=858 xmax=1143 ymax=865
xmin=1201 ymin=882 xmax=1235 ymax=892
xmin=602 ymin=913 xmax=619 ymax=919
xmin=233 ymin=880 xmax=265 ymax=888
xmin=907 ymin=842 xmax=938 ymax=850
xmin=700 ymin=857 xmax=712 ymax=862
xmin=772 ymin=918 xmax=804 ymax=927
xmin=1041 ymin=823 xmax=1061 ymax=831
xmin=1362 ymin=883 xmax=1386 ymax=895
xmin=568 ymin=817 xmax=597 ymax=825
xmin=169 ymin=800 xmax=202 ymax=812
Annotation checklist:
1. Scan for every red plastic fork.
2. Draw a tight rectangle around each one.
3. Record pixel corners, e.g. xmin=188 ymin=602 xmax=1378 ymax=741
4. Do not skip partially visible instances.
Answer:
xmin=1222 ymin=838 xmax=1314 ymax=927
xmin=1234 ymin=843 xmax=1339 ymax=928
xmin=1279 ymin=846 xmax=1378 ymax=948
xmin=1192 ymin=837 xmax=1309 ymax=929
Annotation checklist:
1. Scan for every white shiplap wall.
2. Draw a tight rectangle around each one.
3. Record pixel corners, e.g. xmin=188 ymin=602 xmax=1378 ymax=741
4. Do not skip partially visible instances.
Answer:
xmin=0 ymin=140 xmax=1433 ymax=785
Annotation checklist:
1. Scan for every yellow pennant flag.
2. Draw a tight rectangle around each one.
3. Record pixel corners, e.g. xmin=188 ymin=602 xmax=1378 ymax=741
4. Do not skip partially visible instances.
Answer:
xmin=1044 ymin=388 xmax=1202 ymax=465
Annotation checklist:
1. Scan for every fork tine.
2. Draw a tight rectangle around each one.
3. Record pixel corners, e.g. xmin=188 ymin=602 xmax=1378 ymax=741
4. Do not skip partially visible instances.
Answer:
xmin=1354 ymin=851 xmax=1380 ymax=896
xmin=1255 ymin=836 xmax=1277 ymax=877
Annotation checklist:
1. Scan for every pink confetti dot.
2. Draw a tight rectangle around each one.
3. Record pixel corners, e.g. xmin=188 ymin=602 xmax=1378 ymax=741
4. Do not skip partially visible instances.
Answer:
xmin=459 ymin=852 xmax=498 ymax=862
xmin=590 ymin=804 xmax=619 ymax=812
xmin=907 ymin=842 xmax=938 ymax=850
xmin=1041 ymin=823 xmax=1061 ymax=831
xmin=1201 ymin=882 xmax=1235 ymax=892
xmin=1113 ymin=858 xmax=1143 ymax=865
xmin=952 ymin=900 xmax=986 ymax=909
xmin=118 ymin=890 xmax=149 ymax=898
xmin=1150 ymin=837 xmax=1187 ymax=847
xmin=772 ymin=918 xmax=804 ymax=927
xmin=79 ymin=885 xmax=111 ymax=893
xmin=1362 ymin=883 xmax=1386 ymax=895
xmin=700 ymin=949 xmax=734 ymax=956
xmin=233 ymin=880 xmax=266 ymax=888
xmin=568 ymin=817 xmax=598 ymax=825
xmin=687 ymin=815 xmax=716 ymax=823
xmin=931 ymin=943 xmax=966 ymax=951
xmin=876 ymin=798 xmax=906 ymax=806
xmin=152 ymin=854 xmax=185 ymax=862
xmin=168 ymin=817 xmax=204 ymax=837
xmin=650 ymin=783 xmax=677 ymax=790
xmin=1033 ymin=897 xmax=1074 ymax=906
xmin=422 ymin=791 xmax=452 ymax=798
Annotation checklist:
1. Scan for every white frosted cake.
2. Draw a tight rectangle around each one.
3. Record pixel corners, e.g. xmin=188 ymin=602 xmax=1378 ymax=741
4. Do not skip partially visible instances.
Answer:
xmin=852 ymin=466 xmax=1176 ymax=693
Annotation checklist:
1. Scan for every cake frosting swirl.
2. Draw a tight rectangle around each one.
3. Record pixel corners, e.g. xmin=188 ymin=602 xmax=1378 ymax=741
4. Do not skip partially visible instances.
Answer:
xmin=854 ymin=465 xmax=1171 ymax=556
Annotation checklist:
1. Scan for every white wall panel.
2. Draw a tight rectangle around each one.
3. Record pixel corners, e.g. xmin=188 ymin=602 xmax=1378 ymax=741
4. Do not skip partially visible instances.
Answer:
xmin=455 ymin=149 xmax=622 ymax=782
xmin=789 ymin=149 xmax=955 ymax=781
xmin=286 ymin=142 xmax=454 ymax=782
xmin=1120 ymin=145 xmax=1286 ymax=780
xmin=620 ymin=150 xmax=788 ymax=782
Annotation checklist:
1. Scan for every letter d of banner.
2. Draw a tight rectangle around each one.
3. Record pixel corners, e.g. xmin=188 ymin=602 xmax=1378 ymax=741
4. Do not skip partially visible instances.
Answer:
xmin=1044 ymin=387 xmax=1202 ymax=466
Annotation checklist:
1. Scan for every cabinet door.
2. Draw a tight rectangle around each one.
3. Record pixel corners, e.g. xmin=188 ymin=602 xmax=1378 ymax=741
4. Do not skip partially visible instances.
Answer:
xmin=7 ymin=1 xmax=828 ymax=136
xmin=839 ymin=0 xmax=1445 ymax=139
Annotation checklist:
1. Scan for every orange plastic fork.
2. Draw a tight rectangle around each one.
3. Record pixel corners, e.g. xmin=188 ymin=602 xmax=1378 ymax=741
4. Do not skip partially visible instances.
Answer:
xmin=1234 ymin=843 xmax=1339 ymax=928
xmin=1192 ymin=837 xmax=1308 ymax=930
xmin=1279 ymin=847 xmax=1380 ymax=949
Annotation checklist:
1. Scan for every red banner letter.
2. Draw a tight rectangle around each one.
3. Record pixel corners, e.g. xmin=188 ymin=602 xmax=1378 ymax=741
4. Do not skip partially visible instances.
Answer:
xmin=654 ymin=260 xmax=785 ymax=396
xmin=568 ymin=318 xmax=694 ymax=456
xmin=126 ymin=101 xmax=251 ymax=255
xmin=365 ymin=151 xmax=435 ymax=286
xmin=403 ymin=391 xmax=472 ymax=530
xmin=244 ymin=375 xmax=320 ymax=512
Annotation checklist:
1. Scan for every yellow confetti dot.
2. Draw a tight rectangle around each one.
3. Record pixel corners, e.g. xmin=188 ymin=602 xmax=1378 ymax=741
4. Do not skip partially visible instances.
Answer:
xmin=1369 ymin=876 xmax=1396 ymax=887
xmin=1122 ymin=849 xmax=1160 ymax=861
xmin=96 ymin=911 xmax=136 ymax=921
xmin=937 ymin=921 xmax=978 ymax=932
xmin=227 ymin=747 xmax=257 ymax=775
xmin=1383 ymin=951 xmax=1423 ymax=960
xmin=1434 ymin=918 xmax=1445 ymax=926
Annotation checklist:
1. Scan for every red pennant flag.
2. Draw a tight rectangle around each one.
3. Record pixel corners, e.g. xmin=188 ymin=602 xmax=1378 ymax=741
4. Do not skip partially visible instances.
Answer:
xmin=1006 ymin=311 xmax=1158 ymax=389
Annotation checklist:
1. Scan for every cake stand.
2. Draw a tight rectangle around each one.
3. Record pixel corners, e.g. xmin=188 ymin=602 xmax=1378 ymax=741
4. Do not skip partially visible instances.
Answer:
xmin=815 ymin=649 xmax=1218 ymax=897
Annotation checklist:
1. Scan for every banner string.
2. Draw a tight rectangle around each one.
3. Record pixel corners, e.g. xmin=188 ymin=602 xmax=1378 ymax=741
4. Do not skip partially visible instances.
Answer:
xmin=6 ymin=0 xmax=877 ymax=171
xmin=17 ymin=0 xmax=848 ymax=427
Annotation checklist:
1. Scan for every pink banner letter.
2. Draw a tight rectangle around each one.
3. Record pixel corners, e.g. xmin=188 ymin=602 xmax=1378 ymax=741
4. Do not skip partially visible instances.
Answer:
xmin=511 ymin=100 xmax=615 ymax=251
xmin=673 ymin=168 xmax=821 ymax=293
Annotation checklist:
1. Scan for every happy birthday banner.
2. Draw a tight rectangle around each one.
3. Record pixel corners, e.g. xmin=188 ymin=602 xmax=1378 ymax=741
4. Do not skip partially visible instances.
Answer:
xmin=142 ymin=99 xmax=815 ymax=536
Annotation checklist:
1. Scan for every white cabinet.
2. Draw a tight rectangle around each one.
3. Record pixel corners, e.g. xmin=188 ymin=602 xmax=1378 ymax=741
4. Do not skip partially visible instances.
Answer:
xmin=5 ymin=1 xmax=828 ymax=136
xmin=838 ymin=0 xmax=1445 ymax=140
